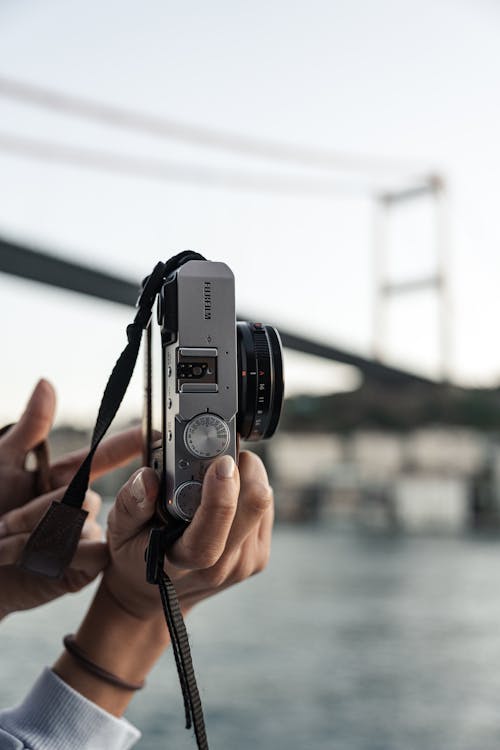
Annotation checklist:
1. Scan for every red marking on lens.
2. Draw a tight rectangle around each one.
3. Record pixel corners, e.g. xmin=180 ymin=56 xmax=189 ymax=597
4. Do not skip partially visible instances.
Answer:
xmin=242 ymin=370 xmax=247 ymax=376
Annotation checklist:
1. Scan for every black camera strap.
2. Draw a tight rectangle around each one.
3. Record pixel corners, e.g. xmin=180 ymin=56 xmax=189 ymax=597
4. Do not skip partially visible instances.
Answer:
xmin=20 ymin=250 xmax=209 ymax=750
xmin=146 ymin=525 xmax=208 ymax=748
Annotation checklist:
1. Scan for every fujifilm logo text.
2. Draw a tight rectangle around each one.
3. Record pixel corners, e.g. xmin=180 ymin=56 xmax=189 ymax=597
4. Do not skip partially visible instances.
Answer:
xmin=203 ymin=281 xmax=212 ymax=319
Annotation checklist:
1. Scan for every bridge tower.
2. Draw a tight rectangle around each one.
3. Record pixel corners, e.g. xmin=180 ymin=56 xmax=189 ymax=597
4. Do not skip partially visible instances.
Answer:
xmin=372 ymin=175 xmax=451 ymax=383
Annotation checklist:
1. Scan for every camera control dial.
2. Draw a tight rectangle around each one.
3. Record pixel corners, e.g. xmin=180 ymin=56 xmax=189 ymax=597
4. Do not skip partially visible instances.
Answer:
xmin=183 ymin=413 xmax=230 ymax=459
xmin=172 ymin=481 xmax=203 ymax=522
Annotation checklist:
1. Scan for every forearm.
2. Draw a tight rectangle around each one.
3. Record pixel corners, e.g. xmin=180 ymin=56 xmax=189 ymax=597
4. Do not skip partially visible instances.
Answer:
xmin=53 ymin=580 xmax=171 ymax=716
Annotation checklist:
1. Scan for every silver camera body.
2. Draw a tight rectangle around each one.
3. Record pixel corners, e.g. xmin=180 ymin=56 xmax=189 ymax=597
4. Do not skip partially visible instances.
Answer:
xmin=153 ymin=260 xmax=238 ymax=522
xmin=146 ymin=256 xmax=284 ymax=524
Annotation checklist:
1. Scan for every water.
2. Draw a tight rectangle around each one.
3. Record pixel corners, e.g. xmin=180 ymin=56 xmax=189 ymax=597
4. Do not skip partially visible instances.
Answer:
xmin=3 ymin=527 xmax=500 ymax=749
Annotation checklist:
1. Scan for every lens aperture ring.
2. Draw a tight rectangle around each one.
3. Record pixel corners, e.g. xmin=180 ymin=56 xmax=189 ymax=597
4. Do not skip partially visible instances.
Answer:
xmin=250 ymin=326 xmax=273 ymax=439
xmin=237 ymin=322 xmax=284 ymax=441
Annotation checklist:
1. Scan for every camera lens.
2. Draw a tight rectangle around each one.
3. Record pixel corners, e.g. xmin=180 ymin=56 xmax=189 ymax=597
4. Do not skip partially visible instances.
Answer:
xmin=237 ymin=322 xmax=284 ymax=441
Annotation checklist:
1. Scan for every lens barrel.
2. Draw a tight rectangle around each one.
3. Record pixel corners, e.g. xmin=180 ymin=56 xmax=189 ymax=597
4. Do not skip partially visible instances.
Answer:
xmin=236 ymin=322 xmax=284 ymax=441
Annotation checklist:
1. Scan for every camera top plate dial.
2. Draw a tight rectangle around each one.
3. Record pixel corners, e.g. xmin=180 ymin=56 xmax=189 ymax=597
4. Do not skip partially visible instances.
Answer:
xmin=184 ymin=413 xmax=230 ymax=459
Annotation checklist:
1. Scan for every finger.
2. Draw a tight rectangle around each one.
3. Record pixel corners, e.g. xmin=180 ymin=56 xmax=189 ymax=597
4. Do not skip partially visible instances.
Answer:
xmin=0 ymin=488 xmax=100 ymax=537
xmin=258 ymin=497 xmax=275 ymax=548
xmin=0 ymin=380 xmax=56 ymax=462
xmin=81 ymin=519 xmax=104 ymax=541
xmin=0 ymin=533 xmax=29 ymax=566
xmin=253 ymin=501 xmax=274 ymax=576
xmin=168 ymin=455 xmax=239 ymax=570
xmin=50 ymin=426 xmax=143 ymax=486
xmin=71 ymin=540 xmax=109 ymax=577
xmin=0 ymin=467 xmax=38 ymax=516
xmin=90 ymin=426 xmax=143 ymax=479
xmin=223 ymin=451 xmax=273 ymax=556
xmin=0 ymin=487 xmax=64 ymax=538
xmin=203 ymin=501 xmax=273 ymax=592
xmin=107 ymin=468 xmax=159 ymax=548
xmin=82 ymin=490 xmax=102 ymax=522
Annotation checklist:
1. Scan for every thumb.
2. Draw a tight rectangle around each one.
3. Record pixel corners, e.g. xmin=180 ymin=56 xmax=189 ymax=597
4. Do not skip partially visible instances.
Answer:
xmin=107 ymin=468 xmax=159 ymax=548
xmin=1 ymin=379 xmax=56 ymax=460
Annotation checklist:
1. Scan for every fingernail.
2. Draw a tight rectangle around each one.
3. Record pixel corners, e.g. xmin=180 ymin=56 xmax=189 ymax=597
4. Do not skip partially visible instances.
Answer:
xmin=0 ymin=520 xmax=6 ymax=538
xmin=131 ymin=471 xmax=146 ymax=503
xmin=216 ymin=455 xmax=235 ymax=479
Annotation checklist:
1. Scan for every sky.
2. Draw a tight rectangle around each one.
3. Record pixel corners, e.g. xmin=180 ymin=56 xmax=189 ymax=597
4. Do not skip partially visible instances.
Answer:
xmin=1 ymin=0 xmax=500 ymax=425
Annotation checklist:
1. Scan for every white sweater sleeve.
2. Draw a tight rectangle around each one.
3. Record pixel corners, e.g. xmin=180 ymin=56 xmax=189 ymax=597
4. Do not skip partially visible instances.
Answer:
xmin=0 ymin=668 xmax=141 ymax=750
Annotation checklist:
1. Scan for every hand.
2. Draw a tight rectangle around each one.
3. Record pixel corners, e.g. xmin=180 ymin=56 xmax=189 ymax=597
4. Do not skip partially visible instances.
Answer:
xmin=104 ymin=451 xmax=274 ymax=619
xmin=0 ymin=379 xmax=143 ymax=618
xmin=0 ymin=379 xmax=143 ymax=513
xmin=0 ymin=488 xmax=107 ymax=618
xmin=52 ymin=451 xmax=273 ymax=717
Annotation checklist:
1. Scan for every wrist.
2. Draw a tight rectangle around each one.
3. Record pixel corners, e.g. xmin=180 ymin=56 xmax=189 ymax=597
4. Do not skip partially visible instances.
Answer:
xmin=53 ymin=580 xmax=170 ymax=716
xmin=100 ymin=564 xmax=163 ymax=621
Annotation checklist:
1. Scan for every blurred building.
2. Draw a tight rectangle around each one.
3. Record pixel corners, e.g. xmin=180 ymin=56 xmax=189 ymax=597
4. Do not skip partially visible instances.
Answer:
xmin=269 ymin=426 xmax=500 ymax=533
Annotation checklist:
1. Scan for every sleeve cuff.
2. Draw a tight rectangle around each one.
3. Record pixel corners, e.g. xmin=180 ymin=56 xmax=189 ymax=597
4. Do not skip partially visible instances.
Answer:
xmin=0 ymin=668 xmax=141 ymax=750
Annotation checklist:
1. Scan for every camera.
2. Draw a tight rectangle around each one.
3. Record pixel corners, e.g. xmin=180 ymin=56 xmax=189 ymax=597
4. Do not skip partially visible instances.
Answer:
xmin=144 ymin=259 xmax=284 ymax=523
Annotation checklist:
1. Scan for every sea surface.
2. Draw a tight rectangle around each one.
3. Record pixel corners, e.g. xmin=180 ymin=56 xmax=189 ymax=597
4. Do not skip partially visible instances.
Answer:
xmin=3 ymin=527 xmax=500 ymax=749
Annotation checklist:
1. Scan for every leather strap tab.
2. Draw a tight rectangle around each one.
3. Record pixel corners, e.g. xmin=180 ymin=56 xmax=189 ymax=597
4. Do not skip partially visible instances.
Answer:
xmin=19 ymin=501 xmax=88 ymax=578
